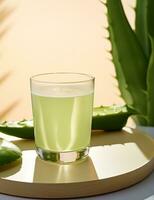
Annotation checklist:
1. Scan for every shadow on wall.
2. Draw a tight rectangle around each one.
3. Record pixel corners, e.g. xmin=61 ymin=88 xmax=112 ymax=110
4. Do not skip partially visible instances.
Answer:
xmin=0 ymin=0 xmax=19 ymax=120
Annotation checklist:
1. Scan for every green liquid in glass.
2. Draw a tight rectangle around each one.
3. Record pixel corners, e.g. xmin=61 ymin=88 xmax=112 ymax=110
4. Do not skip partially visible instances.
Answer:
xmin=32 ymin=93 xmax=93 ymax=152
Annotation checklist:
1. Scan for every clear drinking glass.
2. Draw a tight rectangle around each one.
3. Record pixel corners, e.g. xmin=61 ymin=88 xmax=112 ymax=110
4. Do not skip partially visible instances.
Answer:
xmin=30 ymin=72 xmax=94 ymax=163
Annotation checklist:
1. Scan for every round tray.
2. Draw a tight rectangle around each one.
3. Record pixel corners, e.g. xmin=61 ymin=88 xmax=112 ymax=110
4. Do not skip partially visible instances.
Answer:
xmin=0 ymin=127 xmax=154 ymax=198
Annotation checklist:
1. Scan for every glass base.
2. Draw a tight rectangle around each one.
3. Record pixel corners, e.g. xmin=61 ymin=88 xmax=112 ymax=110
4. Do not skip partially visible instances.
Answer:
xmin=36 ymin=147 xmax=89 ymax=164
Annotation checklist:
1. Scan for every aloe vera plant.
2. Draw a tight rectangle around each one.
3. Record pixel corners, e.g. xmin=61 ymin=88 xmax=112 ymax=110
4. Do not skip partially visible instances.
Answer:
xmin=105 ymin=0 xmax=154 ymax=126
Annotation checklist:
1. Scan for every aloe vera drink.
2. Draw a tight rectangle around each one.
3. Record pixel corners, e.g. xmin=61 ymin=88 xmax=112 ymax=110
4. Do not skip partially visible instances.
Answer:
xmin=30 ymin=72 xmax=94 ymax=163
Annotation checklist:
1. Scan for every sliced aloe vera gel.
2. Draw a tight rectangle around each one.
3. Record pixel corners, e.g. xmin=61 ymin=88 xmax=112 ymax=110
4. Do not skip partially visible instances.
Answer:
xmin=0 ymin=120 xmax=34 ymax=139
xmin=92 ymin=105 xmax=137 ymax=131
xmin=0 ymin=138 xmax=22 ymax=166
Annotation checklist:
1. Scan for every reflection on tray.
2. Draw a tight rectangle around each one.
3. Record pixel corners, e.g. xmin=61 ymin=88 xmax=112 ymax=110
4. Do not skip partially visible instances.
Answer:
xmin=33 ymin=156 xmax=98 ymax=183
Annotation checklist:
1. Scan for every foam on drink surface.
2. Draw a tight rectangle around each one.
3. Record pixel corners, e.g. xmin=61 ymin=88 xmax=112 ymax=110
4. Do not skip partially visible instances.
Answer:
xmin=31 ymin=83 xmax=93 ymax=97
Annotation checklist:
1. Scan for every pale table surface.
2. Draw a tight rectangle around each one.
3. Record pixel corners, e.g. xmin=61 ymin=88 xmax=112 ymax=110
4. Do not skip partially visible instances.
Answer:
xmin=0 ymin=127 xmax=154 ymax=200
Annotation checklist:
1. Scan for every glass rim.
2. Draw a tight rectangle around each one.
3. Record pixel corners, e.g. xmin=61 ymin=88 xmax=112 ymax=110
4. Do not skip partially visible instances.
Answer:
xmin=30 ymin=72 xmax=95 ymax=84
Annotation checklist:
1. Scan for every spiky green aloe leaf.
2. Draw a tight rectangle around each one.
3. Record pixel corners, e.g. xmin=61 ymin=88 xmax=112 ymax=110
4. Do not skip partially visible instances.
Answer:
xmin=135 ymin=0 xmax=150 ymax=58
xmin=147 ymin=0 xmax=154 ymax=125
xmin=109 ymin=24 xmax=133 ymax=106
xmin=106 ymin=0 xmax=148 ymax=124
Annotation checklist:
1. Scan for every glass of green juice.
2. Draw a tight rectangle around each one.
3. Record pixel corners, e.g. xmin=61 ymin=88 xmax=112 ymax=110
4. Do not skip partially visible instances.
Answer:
xmin=30 ymin=72 xmax=94 ymax=163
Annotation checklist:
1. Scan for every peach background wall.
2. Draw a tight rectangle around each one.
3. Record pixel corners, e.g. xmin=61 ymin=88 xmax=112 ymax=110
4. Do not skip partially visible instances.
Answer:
xmin=0 ymin=0 xmax=135 ymax=120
